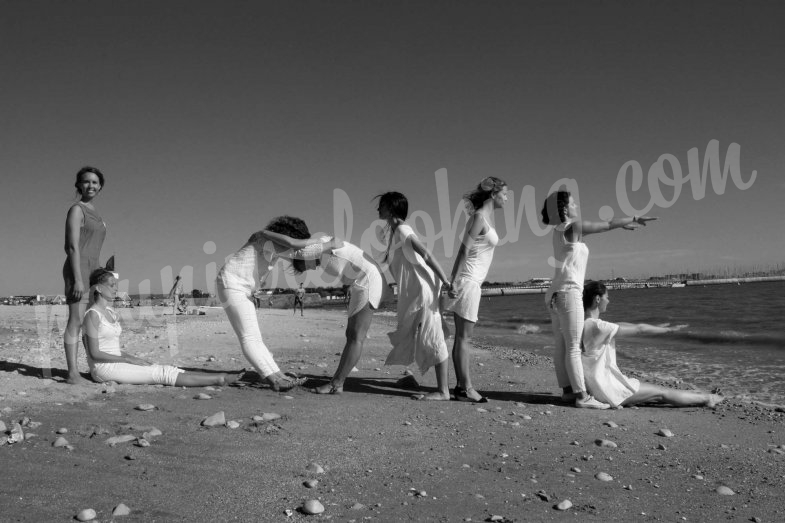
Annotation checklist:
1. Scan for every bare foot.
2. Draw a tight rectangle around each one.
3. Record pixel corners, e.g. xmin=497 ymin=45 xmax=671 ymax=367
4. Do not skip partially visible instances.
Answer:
xmin=66 ymin=374 xmax=91 ymax=385
xmin=706 ymin=394 xmax=725 ymax=408
xmin=412 ymin=392 xmax=451 ymax=401
xmin=313 ymin=383 xmax=343 ymax=395
xmin=221 ymin=369 xmax=247 ymax=386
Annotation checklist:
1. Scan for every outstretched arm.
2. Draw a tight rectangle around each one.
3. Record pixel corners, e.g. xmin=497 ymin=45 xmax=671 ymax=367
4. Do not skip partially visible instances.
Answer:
xmin=616 ymin=322 xmax=685 ymax=337
xmin=259 ymin=230 xmax=342 ymax=259
xmin=576 ymin=215 xmax=658 ymax=237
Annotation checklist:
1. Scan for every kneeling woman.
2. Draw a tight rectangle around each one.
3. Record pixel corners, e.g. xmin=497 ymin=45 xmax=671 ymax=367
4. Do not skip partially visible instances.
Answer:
xmin=582 ymin=281 xmax=723 ymax=409
xmin=83 ymin=268 xmax=242 ymax=387
xmin=260 ymin=229 xmax=383 ymax=395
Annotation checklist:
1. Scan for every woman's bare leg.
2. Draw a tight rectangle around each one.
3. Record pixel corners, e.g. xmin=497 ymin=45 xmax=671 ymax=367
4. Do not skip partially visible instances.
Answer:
xmin=174 ymin=370 xmax=244 ymax=388
xmin=623 ymin=382 xmax=725 ymax=408
xmin=64 ymin=301 xmax=90 ymax=384
xmin=315 ymin=305 xmax=373 ymax=394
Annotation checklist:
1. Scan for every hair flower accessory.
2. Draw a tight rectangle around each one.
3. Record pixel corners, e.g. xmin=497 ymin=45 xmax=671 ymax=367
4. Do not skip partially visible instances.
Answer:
xmin=480 ymin=177 xmax=495 ymax=191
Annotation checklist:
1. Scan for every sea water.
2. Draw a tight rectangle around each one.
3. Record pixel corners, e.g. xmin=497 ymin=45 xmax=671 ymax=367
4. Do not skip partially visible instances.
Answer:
xmin=467 ymin=281 xmax=785 ymax=405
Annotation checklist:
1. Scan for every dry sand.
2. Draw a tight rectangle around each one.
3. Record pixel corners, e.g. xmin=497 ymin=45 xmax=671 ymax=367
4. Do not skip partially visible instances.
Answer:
xmin=0 ymin=304 xmax=783 ymax=522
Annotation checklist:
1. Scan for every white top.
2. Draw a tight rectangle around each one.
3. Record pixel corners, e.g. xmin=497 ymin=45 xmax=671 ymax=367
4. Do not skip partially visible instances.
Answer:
xmin=546 ymin=220 xmax=589 ymax=301
xmin=318 ymin=238 xmax=377 ymax=285
xmin=83 ymin=307 xmax=122 ymax=372
xmin=454 ymin=213 xmax=499 ymax=284
xmin=582 ymin=317 xmax=640 ymax=407
xmin=217 ymin=232 xmax=323 ymax=294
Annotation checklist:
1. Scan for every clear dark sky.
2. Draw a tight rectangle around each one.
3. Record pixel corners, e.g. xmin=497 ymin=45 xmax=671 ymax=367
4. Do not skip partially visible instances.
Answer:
xmin=1 ymin=0 xmax=781 ymax=296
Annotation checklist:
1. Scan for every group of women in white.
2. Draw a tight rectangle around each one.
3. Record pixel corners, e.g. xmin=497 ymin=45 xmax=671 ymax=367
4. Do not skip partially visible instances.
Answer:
xmin=64 ymin=167 xmax=722 ymax=409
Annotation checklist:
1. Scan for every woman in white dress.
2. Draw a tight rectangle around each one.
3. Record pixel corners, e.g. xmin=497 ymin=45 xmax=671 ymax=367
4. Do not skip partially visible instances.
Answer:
xmin=377 ymin=192 xmax=453 ymax=401
xmin=542 ymin=188 xmax=657 ymax=409
xmin=582 ymin=280 xmax=724 ymax=408
xmin=444 ymin=177 xmax=507 ymax=402
xmin=257 ymin=229 xmax=384 ymax=395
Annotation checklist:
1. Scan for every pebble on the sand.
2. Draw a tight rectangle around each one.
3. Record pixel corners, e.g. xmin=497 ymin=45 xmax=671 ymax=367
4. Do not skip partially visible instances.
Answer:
xmin=142 ymin=428 xmax=162 ymax=439
xmin=105 ymin=435 xmax=136 ymax=446
xmin=302 ymin=499 xmax=325 ymax=515
xmin=260 ymin=413 xmax=281 ymax=421
xmin=135 ymin=404 xmax=156 ymax=411
xmin=716 ymin=485 xmax=735 ymax=495
xmin=134 ymin=438 xmax=150 ymax=447
xmin=194 ymin=393 xmax=212 ymax=400
xmin=657 ymin=428 xmax=674 ymax=438
xmin=303 ymin=479 xmax=319 ymax=488
xmin=305 ymin=462 xmax=325 ymax=474
xmin=56 ymin=427 xmax=68 ymax=434
xmin=76 ymin=508 xmax=96 ymax=521
xmin=201 ymin=411 xmax=226 ymax=427
xmin=595 ymin=472 xmax=614 ymax=482
xmin=53 ymin=436 xmax=69 ymax=448
xmin=226 ymin=420 xmax=241 ymax=429
xmin=603 ymin=421 xmax=619 ymax=428
xmin=555 ymin=500 xmax=573 ymax=511
xmin=350 ymin=502 xmax=365 ymax=510
xmin=595 ymin=439 xmax=618 ymax=448
xmin=112 ymin=503 xmax=131 ymax=516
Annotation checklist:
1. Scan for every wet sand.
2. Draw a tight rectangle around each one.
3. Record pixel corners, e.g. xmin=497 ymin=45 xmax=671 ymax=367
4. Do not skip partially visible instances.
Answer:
xmin=0 ymin=305 xmax=783 ymax=521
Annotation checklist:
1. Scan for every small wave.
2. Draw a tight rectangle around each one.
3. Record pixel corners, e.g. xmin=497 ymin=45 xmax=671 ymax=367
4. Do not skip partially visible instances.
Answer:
xmin=516 ymin=323 xmax=542 ymax=335
xmin=673 ymin=330 xmax=785 ymax=348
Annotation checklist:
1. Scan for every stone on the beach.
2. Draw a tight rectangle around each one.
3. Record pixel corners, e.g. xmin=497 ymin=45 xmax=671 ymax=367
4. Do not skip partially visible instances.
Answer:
xmin=657 ymin=444 xmax=667 ymax=450
xmin=570 ymin=467 xmax=581 ymax=473
xmin=260 ymin=413 xmax=281 ymax=422
xmin=595 ymin=472 xmax=614 ymax=482
xmin=595 ymin=439 xmax=618 ymax=448
xmin=303 ymin=479 xmax=319 ymax=488
xmin=56 ymin=427 xmax=68 ymax=434
xmin=350 ymin=502 xmax=365 ymax=510
xmin=53 ymin=436 xmax=69 ymax=447
xmin=603 ymin=421 xmax=619 ymax=428
xmin=201 ymin=411 xmax=226 ymax=427
xmin=555 ymin=499 xmax=573 ymax=511
xmin=0 ymin=420 xmax=6 ymax=432
xmin=417 ymin=490 xmax=427 ymax=497
xmin=7 ymin=423 xmax=24 ymax=444
xmin=488 ymin=516 xmax=505 ymax=522
xmin=476 ymin=408 xmax=488 ymax=413
xmin=105 ymin=435 xmax=136 ymax=446
xmin=142 ymin=428 xmax=162 ymax=438
xmin=135 ymin=404 xmax=156 ymax=411
xmin=112 ymin=503 xmax=131 ymax=516
xmin=194 ymin=393 xmax=212 ymax=400
xmin=135 ymin=438 xmax=150 ymax=447
xmin=226 ymin=420 xmax=240 ymax=429
xmin=657 ymin=428 xmax=674 ymax=438
xmin=302 ymin=499 xmax=324 ymax=515
xmin=716 ymin=485 xmax=735 ymax=495
xmin=306 ymin=462 xmax=325 ymax=474
xmin=76 ymin=508 xmax=96 ymax=521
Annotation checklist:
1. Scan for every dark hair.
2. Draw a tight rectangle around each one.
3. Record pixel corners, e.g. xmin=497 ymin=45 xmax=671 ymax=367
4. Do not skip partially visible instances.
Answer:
xmin=464 ymin=177 xmax=507 ymax=210
xmin=75 ymin=166 xmax=105 ymax=195
xmin=88 ymin=267 xmax=115 ymax=300
xmin=264 ymin=216 xmax=313 ymax=273
xmin=583 ymin=280 xmax=607 ymax=310
xmin=375 ymin=191 xmax=408 ymax=221
xmin=541 ymin=190 xmax=571 ymax=225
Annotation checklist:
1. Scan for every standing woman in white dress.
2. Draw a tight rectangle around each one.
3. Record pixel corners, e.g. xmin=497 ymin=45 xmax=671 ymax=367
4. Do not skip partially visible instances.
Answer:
xmin=258 ymin=229 xmax=384 ymax=395
xmin=377 ymin=192 xmax=453 ymax=401
xmin=444 ymin=177 xmax=508 ymax=402
xmin=542 ymin=188 xmax=657 ymax=409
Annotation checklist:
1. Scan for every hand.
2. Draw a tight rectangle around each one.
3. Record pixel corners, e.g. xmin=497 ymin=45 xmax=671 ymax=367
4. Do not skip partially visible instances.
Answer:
xmin=70 ymin=281 xmax=85 ymax=301
xmin=635 ymin=215 xmax=658 ymax=226
xmin=447 ymin=283 xmax=458 ymax=299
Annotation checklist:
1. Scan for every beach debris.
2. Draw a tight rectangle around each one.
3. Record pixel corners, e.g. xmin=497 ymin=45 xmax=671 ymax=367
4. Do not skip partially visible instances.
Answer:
xmin=112 ymin=503 xmax=131 ymax=516
xmin=226 ymin=420 xmax=241 ymax=429
xmin=595 ymin=439 xmax=618 ymax=448
xmin=302 ymin=499 xmax=324 ymax=515
xmin=555 ymin=499 xmax=573 ymax=511
xmin=201 ymin=411 xmax=226 ymax=427
xmin=142 ymin=428 xmax=162 ymax=439
xmin=603 ymin=421 xmax=619 ymax=428
xmin=305 ymin=462 xmax=325 ymax=474
xmin=259 ymin=413 xmax=281 ymax=422
xmin=716 ymin=485 xmax=735 ymax=495
xmin=105 ymin=435 xmax=136 ymax=446
xmin=194 ymin=393 xmax=212 ymax=400
xmin=350 ymin=502 xmax=365 ymax=510
xmin=0 ymin=420 xmax=6 ymax=433
xmin=570 ymin=467 xmax=581 ymax=473
xmin=76 ymin=508 xmax=97 ymax=521
xmin=595 ymin=472 xmax=614 ymax=482
xmin=56 ymin=427 xmax=68 ymax=434
xmin=21 ymin=418 xmax=41 ymax=429
xmin=657 ymin=428 xmax=674 ymax=438
xmin=487 ymin=516 xmax=509 ymax=522
xmin=284 ymin=508 xmax=294 ymax=517
xmin=476 ymin=408 xmax=489 ymax=413
xmin=134 ymin=438 xmax=150 ymax=447
xmin=53 ymin=436 xmax=70 ymax=448
xmin=135 ymin=404 xmax=156 ymax=411
xmin=535 ymin=490 xmax=550 ymax=501
xmin=303 ymin=479 xmax=319 ymax=488
xmin=7 ymin=423 xmax=24 ymax=444
xmin=657 ymin=444 xmax=667 ymax=450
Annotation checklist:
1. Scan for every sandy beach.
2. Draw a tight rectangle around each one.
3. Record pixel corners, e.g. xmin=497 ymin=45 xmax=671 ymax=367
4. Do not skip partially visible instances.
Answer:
xmin=1 ymin=304 xmax=783 ymax=522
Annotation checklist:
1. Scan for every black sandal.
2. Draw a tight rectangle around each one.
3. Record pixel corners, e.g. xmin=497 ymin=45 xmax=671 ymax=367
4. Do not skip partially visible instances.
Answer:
xmin=453 ymin=385 xmax=488 ymax=403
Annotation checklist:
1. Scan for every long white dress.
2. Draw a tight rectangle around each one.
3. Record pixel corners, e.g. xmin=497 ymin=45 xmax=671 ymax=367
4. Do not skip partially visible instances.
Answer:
xmin=384 ymin=224 xmax=449 ymax=373
xmin=582 ymin=318 xmax=640 ymax=407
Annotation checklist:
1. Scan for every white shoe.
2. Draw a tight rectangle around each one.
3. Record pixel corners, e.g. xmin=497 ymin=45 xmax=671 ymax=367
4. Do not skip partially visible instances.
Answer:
xmin=575 ymin=395 xmax=610 ymax=409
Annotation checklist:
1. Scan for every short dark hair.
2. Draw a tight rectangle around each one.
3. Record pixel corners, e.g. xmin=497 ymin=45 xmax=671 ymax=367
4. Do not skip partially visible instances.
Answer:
xmin=89 ymin=267 xmax=114 ymax=288
xmin=541 ymin=190 xmax=571 ymax=225
xmin=375 ymin=192 xmax=408 ymax=221
xmin=264 ymin=216 xmax=313 ymax=273
xmin=583 ymin=280 xmax=607 ymax=310
xmin=75 ymin=166 xmax=105 ymax=194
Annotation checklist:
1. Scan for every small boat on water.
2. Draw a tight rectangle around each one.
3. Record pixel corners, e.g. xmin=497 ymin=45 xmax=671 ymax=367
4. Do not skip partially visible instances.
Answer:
xmin=671 ymin=281 xmax=686 ymax=288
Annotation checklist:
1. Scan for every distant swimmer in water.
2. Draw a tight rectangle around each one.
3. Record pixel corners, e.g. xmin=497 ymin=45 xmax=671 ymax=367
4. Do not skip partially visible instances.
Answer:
xmin=581 ymin=280 xmax=724 ymax=409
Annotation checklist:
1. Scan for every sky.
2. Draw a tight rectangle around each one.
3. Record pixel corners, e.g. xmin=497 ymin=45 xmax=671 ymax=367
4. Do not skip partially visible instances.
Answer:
xmin=1 ymin=0 xmax=782 ymax=296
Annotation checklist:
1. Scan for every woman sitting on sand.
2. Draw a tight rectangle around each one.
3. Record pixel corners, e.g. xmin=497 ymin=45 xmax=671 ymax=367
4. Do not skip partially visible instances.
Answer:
xmin=377 ymin=191 xmax=453 ymax=401
xmin=216 ymin=216 xmax=337 ymax=391
xmin=581 ymin=280 xmax=724 ymax=409
xmin=83 ymin=268 xmax=243 ymax=387
xmin=259 ymin=229 xmax=384 ymax=395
